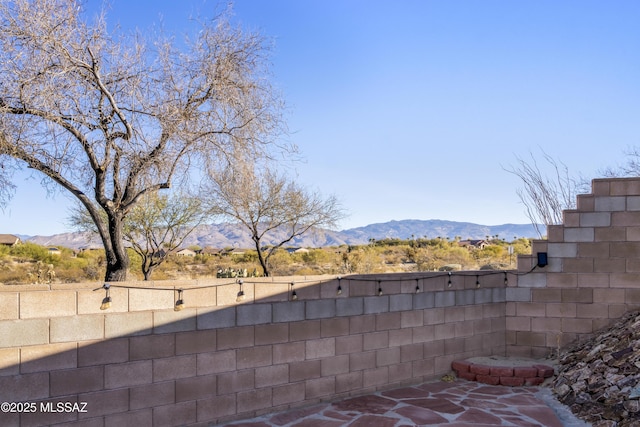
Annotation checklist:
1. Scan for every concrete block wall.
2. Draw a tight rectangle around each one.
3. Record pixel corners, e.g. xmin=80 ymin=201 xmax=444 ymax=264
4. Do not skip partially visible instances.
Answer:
xmin=0 ymin=273 xmax=507 ymax=426
xmin=508 ymin=177 xmax=640 ymax=358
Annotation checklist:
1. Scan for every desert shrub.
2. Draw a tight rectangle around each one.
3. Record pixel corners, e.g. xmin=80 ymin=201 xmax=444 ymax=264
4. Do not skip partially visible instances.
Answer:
xmin=8 ymin=242 xmax=52 ymax=263
xmin=293 ymin=267 xmax=320 ymax=276
xmin=0 ymin=264 xmax=31 ymax=285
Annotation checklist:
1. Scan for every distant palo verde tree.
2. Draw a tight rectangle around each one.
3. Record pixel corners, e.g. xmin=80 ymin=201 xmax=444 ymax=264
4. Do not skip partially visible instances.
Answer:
xmin=123 ymin=193 xmax=207 ymax=281
xmin=0 ymin=0 xmax=285 ymax=281
xmin=70 ymin=192 xmax=208 ymax=280
xmin=205 ymin=160 xmax=345 ymax=276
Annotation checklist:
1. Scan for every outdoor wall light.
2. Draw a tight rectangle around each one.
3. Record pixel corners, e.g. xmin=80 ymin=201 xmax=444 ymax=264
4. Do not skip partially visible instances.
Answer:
xmin=174 ymin=289 xmax=185 ymax=311
xmin=236 ymin=279 xmax=245 ymax=302
xmin=100 ymin=283 xmax=111 ymax=310
xmin=537 ymin=252 xmax=548 ymax=268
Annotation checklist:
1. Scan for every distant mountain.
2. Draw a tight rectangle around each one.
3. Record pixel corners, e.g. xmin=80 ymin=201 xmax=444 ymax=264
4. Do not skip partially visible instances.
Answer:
xmin=340 ymin=219 xmax=540 ymax=243
xmin=24 ymin=219 xmax=541 ymax=250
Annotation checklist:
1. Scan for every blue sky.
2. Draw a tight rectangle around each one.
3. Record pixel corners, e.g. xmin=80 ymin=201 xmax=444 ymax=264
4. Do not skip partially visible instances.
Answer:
xmin=2 ymin=0 xmax=640 ymax=236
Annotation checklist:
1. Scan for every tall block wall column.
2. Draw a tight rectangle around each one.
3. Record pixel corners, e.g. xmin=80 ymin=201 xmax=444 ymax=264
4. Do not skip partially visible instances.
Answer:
xmin=508 ymin=177 xmax=640 ymax=357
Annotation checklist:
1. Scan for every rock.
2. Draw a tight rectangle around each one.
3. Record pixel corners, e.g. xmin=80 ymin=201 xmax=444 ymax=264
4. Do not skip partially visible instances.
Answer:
xmin=630 ymin=384 xmax=640 ymax=399
xmin=550 ymin=309 xmax=640 ymax=427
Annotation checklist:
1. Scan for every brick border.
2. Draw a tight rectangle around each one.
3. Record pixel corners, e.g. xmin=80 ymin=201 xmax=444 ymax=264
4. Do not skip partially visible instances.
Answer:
xmin=451 ymin=359 xmax=554 ymax=387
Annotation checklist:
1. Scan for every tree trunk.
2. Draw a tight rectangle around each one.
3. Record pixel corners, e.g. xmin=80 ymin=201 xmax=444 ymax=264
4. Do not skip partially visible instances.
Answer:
xmin=104 ymin=213 xmax=130 ymax=282
xmin=253 ymin=237 xmax=269 ymax=277
xmin=142 ymin=261 xmax=157 ymax=281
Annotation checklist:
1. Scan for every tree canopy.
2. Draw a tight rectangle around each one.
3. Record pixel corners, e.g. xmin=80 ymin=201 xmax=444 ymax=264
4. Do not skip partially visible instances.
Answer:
xmin=0 ymin=0 xmax=285 ymax=280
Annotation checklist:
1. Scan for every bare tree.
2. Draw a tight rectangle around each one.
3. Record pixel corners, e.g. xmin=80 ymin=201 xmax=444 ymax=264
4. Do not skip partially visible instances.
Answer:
xmin=600 ymin=146 xmax=640 ymax=177
xmin=505 ymin=151 xmax=588 ymax=238
xmin=205 ymin=161 xmax=344 ymax=276
xmin=123 ymin=193 xmax=206 ymax=281
xmin=0 ymin=0 xmax=284 ymax=281
xmin=69 ymin=192 xmax=206 ymax=280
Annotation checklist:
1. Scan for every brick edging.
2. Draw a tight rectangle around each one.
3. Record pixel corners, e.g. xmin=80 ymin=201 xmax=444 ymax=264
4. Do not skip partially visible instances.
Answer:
xmin=452 ymin=360 xmax=554 ymax=387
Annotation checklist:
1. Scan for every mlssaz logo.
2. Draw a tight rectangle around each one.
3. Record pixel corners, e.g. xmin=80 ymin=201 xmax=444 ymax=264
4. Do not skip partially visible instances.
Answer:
xmin=40 ymin=402 xmax=88 ymax=413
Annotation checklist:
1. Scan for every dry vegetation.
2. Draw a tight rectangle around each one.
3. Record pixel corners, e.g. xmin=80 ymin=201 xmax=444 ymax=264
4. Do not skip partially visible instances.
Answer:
xmin=0 ymin=237 xmax=532 ymax=284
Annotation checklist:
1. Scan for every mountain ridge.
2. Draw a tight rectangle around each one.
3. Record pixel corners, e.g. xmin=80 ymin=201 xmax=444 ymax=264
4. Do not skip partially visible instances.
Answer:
xmin=24 ymin=219 xmax=541 ymax=250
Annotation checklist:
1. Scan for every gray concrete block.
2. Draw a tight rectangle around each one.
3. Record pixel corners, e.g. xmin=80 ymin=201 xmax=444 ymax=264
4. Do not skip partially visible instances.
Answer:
xmin=414 ymin=292 xmax=435 ymax=310
xmin=237 ymin=304 xmax=272 ymax=326
xmin=272 ymin=301 xmax=305 ymax=323
xmin=336 ymin=297 xmax=363 ymax=317
xmin=434 ymin=291 xmax=455 ymax=307
xmin=389 ymin=294 xmax=413 ymax=312
xmin=197 ymin=307 xmax=236 ymax=329
xmin=363 ymin=296 xmax=389 ymax=314
xmin=306 ymin=299 xmax=336 ymax=319
xmin=455 ymin=289 xmax=475 ymax=306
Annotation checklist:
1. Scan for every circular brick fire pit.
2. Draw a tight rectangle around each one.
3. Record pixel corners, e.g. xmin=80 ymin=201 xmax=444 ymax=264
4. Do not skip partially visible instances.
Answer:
xmin=452 ymin=357 xmax=555 ymax=387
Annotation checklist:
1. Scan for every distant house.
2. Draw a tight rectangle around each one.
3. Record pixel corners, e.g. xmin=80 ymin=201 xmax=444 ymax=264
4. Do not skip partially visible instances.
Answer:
xmin=286 ymin=247 xmax=309 ymax=254
xmin=200 ymin=247 xmax=222 ymax=257
xmin=0 ymin=234 xmax=20 ymax=246
xmin=458 ymin=239 xmax=489 ymax=250
xmin=47 ymin=247 xmax=62 ymax=256
xmin=78 ymin=244 xmax=103 ymax=252
xmin=224 ymin=248 xmax=247 ymax=257
xmin=175 ymin=248 xmax=196 ymax=257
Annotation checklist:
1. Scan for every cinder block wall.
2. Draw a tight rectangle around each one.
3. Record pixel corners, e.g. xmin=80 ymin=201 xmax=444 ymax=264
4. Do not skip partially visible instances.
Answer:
xmin=5 ymin=175 xmax=639 ymax=425
xmin=508 ymin=177 xmax=640 ymax=358
xmin=0 ymin=273 xmax=506 ymax=426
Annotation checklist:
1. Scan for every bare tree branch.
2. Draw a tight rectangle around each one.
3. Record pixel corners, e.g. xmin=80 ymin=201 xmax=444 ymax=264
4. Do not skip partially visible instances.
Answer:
xmin=504 ymin=150 xmax=588 ymax=238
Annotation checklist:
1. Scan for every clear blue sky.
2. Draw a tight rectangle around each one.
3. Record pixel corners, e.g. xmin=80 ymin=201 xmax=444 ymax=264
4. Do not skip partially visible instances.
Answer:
xmin=2 ymin=0 xmax=640 ymax=236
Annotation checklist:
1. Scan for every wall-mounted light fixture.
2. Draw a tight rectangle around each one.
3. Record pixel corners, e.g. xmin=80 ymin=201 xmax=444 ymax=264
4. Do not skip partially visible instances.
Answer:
xmin=537 ymin=252 xmax=548 ymax=268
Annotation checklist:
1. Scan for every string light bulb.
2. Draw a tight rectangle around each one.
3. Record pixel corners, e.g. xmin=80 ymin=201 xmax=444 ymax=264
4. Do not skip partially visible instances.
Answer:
xmin=504 ymin=272 xmax=509 ymax=286
xmin=447 ymin=272 xmax=452 ymax=288
xmin=337 ymin=277 xmax=342 ymax=295
xmin=476 ymin=275 xmax=481 ymax=289
xmin=174 ymin=289 xmax=185 ymax=311
xmin=415 ymin=279 xmax=420 ymax=293
xmin=236 ymin=279 xmax=245 ymax=302
xmin=100 ymin=283 xmax=111 ymax=310
xmin=291 ymin=282 xmax=298 ymax=300
xmin=377 ymin=280 xmax=383 ymax=296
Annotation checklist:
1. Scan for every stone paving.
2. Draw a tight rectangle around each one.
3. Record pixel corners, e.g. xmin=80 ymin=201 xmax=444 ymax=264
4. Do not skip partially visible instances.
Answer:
xmin=223 ymin=380 xmax=578 ymax=426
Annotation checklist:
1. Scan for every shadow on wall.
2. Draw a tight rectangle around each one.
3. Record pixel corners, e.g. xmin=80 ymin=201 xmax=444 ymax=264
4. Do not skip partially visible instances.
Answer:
xmin=0 ymin=271 xmax=511 ymax=426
